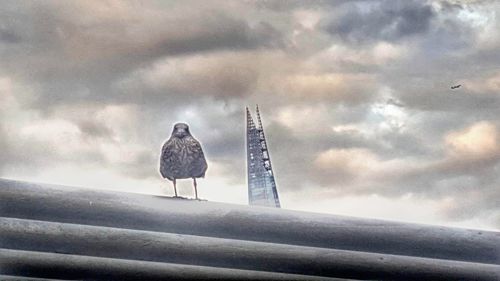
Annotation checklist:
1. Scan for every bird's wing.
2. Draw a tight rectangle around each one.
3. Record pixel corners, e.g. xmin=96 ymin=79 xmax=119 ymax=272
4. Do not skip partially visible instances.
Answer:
xmin=160 ymin=139 xmax=177 ymax=179
xmin=186 ymin=137 xmax=208 ymax=177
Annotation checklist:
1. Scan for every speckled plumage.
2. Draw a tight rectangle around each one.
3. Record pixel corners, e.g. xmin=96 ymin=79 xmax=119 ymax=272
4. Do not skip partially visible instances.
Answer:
xmin=160 ymin=123 xmax=207 ymax=196
xmin=160 ymin=136 xmax=207 ymax=180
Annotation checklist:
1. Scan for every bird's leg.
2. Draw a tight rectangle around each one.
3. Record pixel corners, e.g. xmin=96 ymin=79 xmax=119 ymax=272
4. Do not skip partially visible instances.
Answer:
xmin=193 ymin=178 xmax=198 ymax=200
xmin=173 ymin=179 xmax=178 ymax=197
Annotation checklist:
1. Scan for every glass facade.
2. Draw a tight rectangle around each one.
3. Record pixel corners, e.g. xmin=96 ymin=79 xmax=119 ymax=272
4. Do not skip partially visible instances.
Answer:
xmin=246 ymin=106 xmax=281 ymax=208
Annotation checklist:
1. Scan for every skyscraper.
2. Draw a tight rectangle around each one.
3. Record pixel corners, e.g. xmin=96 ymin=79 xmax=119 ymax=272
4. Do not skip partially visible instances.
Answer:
xmin=246 ymin=105 xmax=281 ymax=208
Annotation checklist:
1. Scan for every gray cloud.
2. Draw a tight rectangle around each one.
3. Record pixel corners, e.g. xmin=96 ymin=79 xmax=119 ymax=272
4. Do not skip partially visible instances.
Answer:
xmin=0 ymin=28 xmax=21 ymax=44
xmin=323 ymin=0 xmax=435 ymax=44
xmin=1 ymin=0 xmax=500 ymax=229
xmin=0 ymin=124 xmax=9 ymax=173
xmin=0 ymin=1 xmax=284 ymax=112
xmin=75 ymin=119 xmax=113 ymax=139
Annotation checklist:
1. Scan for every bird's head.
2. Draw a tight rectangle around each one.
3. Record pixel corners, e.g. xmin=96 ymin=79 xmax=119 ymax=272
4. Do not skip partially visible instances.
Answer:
xmin=171 ymin=123 xmax=191 ymax=139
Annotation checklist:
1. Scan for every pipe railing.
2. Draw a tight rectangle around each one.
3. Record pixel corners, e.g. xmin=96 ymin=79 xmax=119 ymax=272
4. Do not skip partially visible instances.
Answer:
xmin=1 ymin=178 xmax=499 ymax=280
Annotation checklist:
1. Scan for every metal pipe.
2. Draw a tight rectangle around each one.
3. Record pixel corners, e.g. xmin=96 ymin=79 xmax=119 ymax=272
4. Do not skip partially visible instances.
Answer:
xmin=0 ymin=275 xmax=63 ymax=281
xmin=1 ymin=178 xmax=498 ymax=265
xmin=0 ymin=249 xmax=339 ymax=281
xmin=1 ymin=217 xmax=499 ymax=280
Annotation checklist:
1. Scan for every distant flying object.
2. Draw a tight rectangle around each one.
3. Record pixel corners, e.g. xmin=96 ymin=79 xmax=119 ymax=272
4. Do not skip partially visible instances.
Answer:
xmin=160 ymin=123 xmax=208 ymax=199
xmin=451 ymin=84 xmax=461 ymax=89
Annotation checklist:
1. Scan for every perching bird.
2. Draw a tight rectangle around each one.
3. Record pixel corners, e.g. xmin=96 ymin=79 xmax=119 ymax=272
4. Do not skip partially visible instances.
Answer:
xmin=160 ymin=123 xmax=207 ymax=199
xmin=451 ymin=84 xmax=461 ymax=89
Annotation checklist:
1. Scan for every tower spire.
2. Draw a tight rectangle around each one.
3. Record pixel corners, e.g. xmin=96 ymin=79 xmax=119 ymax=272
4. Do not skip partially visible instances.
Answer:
xmin=246 ymin=107 xmax=255 ymax=130
xmin=256 ymin=104 xmax=263 ymax=130
xmin=246 ymin=105 xmax=281 ymax=208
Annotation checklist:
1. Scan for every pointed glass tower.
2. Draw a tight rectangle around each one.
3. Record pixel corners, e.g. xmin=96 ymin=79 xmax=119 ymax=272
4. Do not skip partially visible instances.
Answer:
xmin=246 ymin=105 xmax=281 ymax=208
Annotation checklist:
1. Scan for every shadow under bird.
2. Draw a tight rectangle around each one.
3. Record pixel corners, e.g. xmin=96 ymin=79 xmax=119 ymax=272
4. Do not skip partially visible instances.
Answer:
xmin=160 ymin=123 xmax=208 ymax=199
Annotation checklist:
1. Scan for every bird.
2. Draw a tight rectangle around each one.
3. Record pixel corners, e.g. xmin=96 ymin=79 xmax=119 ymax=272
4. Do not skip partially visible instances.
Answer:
xmin=451 ymin=84 xmax=461 ymax=89
xmin=160 ymin=123 xmax=208 ymax=199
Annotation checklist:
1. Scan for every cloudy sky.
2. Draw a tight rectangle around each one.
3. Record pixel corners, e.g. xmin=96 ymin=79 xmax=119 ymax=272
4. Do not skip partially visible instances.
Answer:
xmin=1 ymin=0 xmax=499 ymax=230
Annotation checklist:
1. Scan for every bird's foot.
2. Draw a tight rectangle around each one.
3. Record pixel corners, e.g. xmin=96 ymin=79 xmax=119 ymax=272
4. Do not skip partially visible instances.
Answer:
xmin=195 ymin=197 xmax=207 ymax=201
xmin=172 ymin=195 xmax=188 ymax=200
